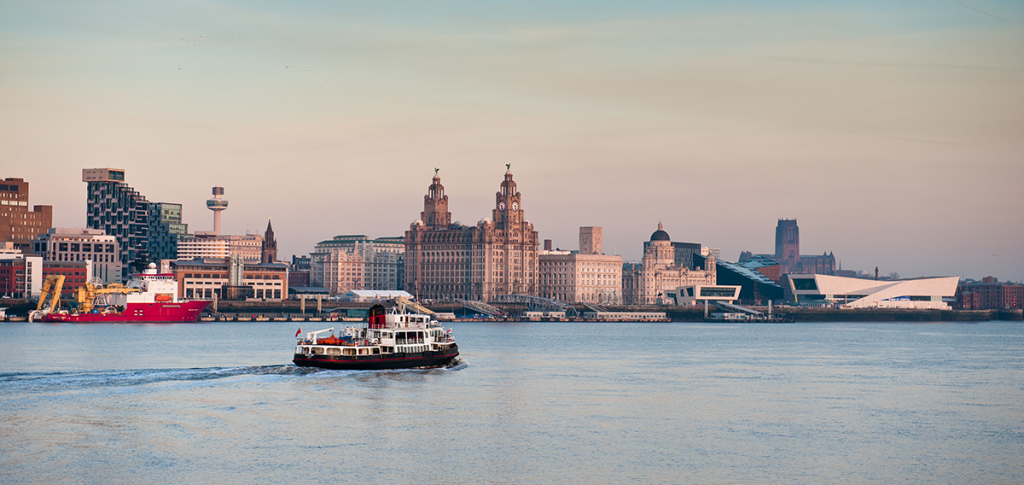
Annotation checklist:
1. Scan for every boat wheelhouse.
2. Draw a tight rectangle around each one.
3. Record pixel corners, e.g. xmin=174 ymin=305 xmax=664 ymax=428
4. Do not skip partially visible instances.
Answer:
xmin=293 ymin=303 xmax=459 ymax=370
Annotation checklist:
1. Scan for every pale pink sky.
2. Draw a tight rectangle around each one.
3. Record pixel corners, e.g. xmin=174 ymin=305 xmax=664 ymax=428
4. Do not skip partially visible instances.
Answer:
xmin=2 ymin=1 xmax=1022 ymax=281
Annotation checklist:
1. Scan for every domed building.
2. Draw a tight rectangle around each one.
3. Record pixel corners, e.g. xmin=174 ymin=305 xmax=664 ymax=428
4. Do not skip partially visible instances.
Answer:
xmin=622 ymin=223 xmax=716 ymax=305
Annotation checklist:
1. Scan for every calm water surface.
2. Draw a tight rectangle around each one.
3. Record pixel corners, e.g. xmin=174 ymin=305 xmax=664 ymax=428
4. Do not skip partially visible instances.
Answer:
xmin=1 ymin=321 xmax=1022 ymax=484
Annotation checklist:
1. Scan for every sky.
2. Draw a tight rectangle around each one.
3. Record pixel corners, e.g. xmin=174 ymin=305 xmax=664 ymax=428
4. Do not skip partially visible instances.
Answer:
xmin=2 ymin=0 xmax=1022 ymax=281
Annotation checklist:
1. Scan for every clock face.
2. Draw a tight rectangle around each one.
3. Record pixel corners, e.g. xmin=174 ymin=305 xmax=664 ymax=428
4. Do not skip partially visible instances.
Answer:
xmin=498 ymin=201 xmax=506 ymax=211
xmin=511 ymin=201 xmax=519 ymax=211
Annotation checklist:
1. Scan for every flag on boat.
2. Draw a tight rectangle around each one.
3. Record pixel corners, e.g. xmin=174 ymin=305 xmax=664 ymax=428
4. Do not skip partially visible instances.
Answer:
xmin=295 ymin=327 xmax=302 ymax=337
xmin=446 ymin=328 xmax=451 ymax=333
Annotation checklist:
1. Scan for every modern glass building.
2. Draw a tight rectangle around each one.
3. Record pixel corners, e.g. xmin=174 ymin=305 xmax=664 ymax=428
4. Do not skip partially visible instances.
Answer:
xmin=147 ymin=202 xmax=190 ymax=263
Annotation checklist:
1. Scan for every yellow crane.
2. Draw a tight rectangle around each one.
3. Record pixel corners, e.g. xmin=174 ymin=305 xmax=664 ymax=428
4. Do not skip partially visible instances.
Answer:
xmin=75 ymin=283 xmax=140 ymax=313
xmin=35 ymin=275 xmax=66 ymax=314
xmin=395 ymin=296 xmax=435 ymax=315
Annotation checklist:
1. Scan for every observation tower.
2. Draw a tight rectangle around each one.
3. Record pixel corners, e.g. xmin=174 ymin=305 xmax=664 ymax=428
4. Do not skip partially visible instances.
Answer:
xmin=206 ymin=186 xmax=229 ymax=235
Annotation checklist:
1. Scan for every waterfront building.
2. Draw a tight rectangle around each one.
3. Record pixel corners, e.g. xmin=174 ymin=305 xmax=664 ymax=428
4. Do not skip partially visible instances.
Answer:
xmin=291 ymin=254 xmax=311 ymax=272
xmin=0 ymin=256 xmax=92 ymax=298
xmin=172 ymin=258 xmax=288 ymax=300
xmin=310 ymin=235 xmax=404 ymax=295
xmin=622 ymin=223 xmax=716 ymax=305
xmin=695 ymin=253 xmax=784 ymax=304
xmin=337 ymin=289 xmax=414 ymax=303
xmin=956 ymin=280 xmax=1023 ymax=310
xmin=781 ymin=274 xmax=958 ymax=309
xmin=31 ymin=228 xmax=121 ymax=284
xmin=538 ymin=227 xmax=623 ymax=304
xmin=404 ymin=168 xmax=539 ymax=302
xmin=663 ymin=285 xmax=742 ymax=306
xmin=735 ymin=254 xmax=782 ymax=283
xmin=0 ymin=177 xmax=53 ymax=252
xmin=288 ymin=254 xmax=311 ymax=288
xmin=176 ymin=238 xmax=229 ymax=260
xmin=178 ymin=234 xmax=264 ymax=262
xmin=0 ymin=242 xmax=21 ymax=259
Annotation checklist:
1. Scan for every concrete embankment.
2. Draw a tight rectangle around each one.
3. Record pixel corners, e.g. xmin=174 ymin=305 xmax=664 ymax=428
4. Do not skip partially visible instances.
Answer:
xmin=751 ymin=308 xmax=1022 ymax=323
xmin=3 ymin=298 xmax=1022 ymax=323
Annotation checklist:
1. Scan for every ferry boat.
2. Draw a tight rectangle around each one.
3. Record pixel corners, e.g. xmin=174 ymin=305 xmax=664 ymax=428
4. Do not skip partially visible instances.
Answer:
xmin=293 ymin=303 xmax=459 ymax=370
xmin=29 ymin=263 xmax=211 ymax=323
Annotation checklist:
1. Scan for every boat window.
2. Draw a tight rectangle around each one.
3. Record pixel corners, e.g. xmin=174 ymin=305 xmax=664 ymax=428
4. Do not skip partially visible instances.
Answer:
xmin=343 ymin=348 xmax=355 ymax=356
xmin=327 ymin=348 xmax=340 ymax=355
xmin=313 ymin=347 xmax=324 ymax=354
xmin=372 ymin=348 xmax=380 ymax=354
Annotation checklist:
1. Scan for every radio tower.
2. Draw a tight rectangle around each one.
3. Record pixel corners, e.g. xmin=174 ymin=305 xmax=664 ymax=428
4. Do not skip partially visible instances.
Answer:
xmin=207 ymin=186 xmax=229 ymax=235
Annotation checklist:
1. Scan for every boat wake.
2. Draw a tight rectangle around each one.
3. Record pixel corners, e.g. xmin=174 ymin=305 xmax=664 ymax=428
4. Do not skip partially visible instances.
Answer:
xmin=0 ymin=365 xmax=306 ymax=393
xmin=1 ymin=359 xmax=469 ymax=394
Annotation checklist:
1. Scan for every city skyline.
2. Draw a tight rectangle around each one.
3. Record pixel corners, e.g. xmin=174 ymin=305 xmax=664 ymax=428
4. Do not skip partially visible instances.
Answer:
xmin=3 ymin=1 xmax=1022 ymax=281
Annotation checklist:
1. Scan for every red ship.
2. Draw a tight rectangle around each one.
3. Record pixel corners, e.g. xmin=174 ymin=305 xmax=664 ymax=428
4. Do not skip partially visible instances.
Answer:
xmin=29 ymin=263 xmax=211 ymax=323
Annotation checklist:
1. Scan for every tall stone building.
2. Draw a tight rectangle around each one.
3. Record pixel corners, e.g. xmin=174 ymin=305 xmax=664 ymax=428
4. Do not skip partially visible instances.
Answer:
xmin=310 ymin=235 xmax=404 ymax=295
xmin=622 ymin=223 xmax=716 ymax=305
xmin=539 ymin=227 xmax=623 ymax=304
xmin=261 ymin=218 xmax=278 ymax=263
xmin=775 ymin=219 xmax=800 ymax=274
xmin=405 ymin=168 xmax=539 ymax=302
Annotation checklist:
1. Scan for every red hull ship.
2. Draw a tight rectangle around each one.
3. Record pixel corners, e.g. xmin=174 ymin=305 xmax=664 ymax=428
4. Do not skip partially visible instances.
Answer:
xmin=30 ymin=263 xmax=212 ymax=324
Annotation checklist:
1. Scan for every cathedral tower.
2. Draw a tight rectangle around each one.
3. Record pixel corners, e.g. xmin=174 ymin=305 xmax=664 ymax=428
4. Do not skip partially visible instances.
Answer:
xmin=261 ymin=218 xmax=278 ymax=263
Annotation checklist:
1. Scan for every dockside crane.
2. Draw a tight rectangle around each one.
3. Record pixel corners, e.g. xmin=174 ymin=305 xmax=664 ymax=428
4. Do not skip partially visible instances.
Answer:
xmin=31 ymin=275 xmax=66 ymax=320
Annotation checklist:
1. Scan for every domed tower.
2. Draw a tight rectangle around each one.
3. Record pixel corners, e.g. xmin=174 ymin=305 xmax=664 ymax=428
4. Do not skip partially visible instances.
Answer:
xmin=206 ymin=186 xmax=228 ymax=235
xmin=420 ymin=169 xmax=451 ymax=229
xmin=645 ymin=222 xmax=675 ymax=267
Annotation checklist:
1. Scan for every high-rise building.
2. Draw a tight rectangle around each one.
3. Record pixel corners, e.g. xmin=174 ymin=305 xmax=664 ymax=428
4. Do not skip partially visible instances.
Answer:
xmin=84 ymin=169 xmax=189 ymax=279
xmin=84 ymin=169 xmax=149 ymax=279
xmin=404 ymin=168 xmax=539 ymax=302
xmin=148 ymin=202 xmax=189 ymax=262
xmin=538 ymin=227 xmax=623 ymax=304
xmin=0 ymin=177 xmax=53 ymax=251
xmin=261 ymin=219 xmax=278 ymax=263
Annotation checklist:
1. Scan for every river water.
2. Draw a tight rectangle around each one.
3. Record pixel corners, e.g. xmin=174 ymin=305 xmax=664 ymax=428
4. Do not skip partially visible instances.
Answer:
xmin=1 ymin=321 xmax=1022 ymax=484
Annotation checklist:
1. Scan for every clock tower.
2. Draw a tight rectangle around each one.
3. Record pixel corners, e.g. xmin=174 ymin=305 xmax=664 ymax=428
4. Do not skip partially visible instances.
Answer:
xmin=493 ymin=166 xmax=523 ymax=227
